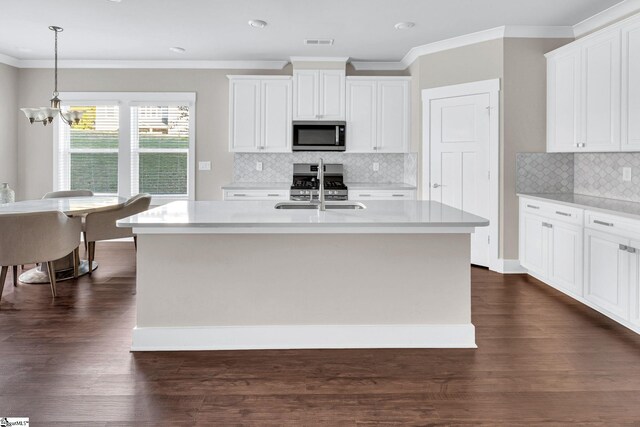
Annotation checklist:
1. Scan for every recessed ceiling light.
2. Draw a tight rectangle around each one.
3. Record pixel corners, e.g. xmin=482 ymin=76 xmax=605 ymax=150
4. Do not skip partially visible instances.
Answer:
xmin=248 ymin=19 xmax=267 ymax=28
xmin=107 ymin=0 xmax=122 ymax=2
xmin=394 ymin=22 xmax=415 ymax=30
xmin=169 ymin=46 xmax=186 ymax=53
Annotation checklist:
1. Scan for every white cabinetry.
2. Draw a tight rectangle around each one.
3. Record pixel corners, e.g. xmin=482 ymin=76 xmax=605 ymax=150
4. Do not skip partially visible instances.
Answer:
xmin=293 ymin=70 xmax=345 ymax=120
xmin=346 ymin=77 xmax=410 ymax=153
xmin=349 ymin=189 xmax=416 ymax=201
xmin=228 ymin=76 xmax=292 ymax=153
xmin=223 ymin=189 xmax=289 ymax=201
xmin=622 ymin=19 xmax=640 ymax=151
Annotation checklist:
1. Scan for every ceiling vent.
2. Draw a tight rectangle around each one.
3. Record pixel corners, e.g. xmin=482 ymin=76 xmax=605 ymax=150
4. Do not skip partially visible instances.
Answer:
xmin=304 ymin=39 xmax=334 ymax=46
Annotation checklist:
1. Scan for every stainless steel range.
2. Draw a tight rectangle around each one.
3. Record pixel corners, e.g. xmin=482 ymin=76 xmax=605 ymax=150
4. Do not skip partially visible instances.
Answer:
xmin=290 ymin=163 xmax=348 ymax=201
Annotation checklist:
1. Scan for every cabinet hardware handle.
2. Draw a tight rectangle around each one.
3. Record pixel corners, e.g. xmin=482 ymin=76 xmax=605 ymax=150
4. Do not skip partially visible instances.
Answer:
xmin=233 ymin=193 xmax=247 ymax=197
xmin=555 ymin=211 xmax=572 ymax=217
xmin=628 ymin=247 xmax=637 ymax=254
xmin=392 ymin=194 xmax=404 ymax=197
xmin=267 ymin=194 xmax=279 ymax=197
xmin=594 ymin=220 xmax=614 ymax=227
xmin=542 ymin=222 xmax=553 ymax=228
xmin=620 ymin=244 xmax=629 ymax=251
xmin=527 ymin=204 xmax=540 ymax=209
xmin=360 ymin=194 xmax=371 ymax=197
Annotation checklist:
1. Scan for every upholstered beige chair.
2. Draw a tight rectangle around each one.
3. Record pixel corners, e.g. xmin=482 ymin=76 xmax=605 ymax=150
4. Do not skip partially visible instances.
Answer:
xmin=0 ymin=211 xmax=81 ymax=302
xmin=42 ymin=189 xmax=94 ymax=199
xmin=84 ymin=194 xmax=151 ymax=272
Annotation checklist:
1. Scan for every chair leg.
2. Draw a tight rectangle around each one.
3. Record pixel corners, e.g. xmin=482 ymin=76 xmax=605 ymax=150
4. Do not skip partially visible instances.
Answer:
xmin=0 ymin=266 xmax=7 ymax=303
xmin=72 ymin=247 xmax=80 ymax=278
xmin=83 ymin=232 xmax=88 ymax=254
xmin=88 ymin=242 xmax=95 ymax=275
xmin=12 ymin=265 xmax=18 ymax=287
xmin=46 ymin=261 xmax=57 ymax=297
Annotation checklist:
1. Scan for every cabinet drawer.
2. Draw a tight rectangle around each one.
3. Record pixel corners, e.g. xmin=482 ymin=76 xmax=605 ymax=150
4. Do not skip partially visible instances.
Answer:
xmin=224 ymin=189 xmax=289 ymax=201
xmin=520 ymin=198 xmax=583 ymax=225
xmin=349 ymin=190 xmax=416 ymax=200
xmin=586 ymin=210 xmax=640 ymax=238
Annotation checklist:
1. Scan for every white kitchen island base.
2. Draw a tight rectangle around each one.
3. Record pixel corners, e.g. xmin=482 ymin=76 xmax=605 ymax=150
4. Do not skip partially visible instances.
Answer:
xmin=118 ymin=200 xmax=489 ymax=351
xmin=132 ymin=233 xmax=475 ymax=350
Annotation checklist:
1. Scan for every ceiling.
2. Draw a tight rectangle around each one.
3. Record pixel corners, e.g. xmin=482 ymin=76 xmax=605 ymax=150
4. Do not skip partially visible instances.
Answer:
xmin=0 ymin=0 xmax=626 ymax=64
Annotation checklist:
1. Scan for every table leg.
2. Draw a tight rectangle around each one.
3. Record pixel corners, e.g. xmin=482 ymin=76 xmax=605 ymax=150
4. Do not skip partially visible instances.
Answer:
xmin=19 ymin=250 xmax=97 ymax=284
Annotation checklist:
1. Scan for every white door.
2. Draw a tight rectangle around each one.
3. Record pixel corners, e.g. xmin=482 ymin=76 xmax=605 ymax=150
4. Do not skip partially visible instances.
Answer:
xmin=293 ymin=70 xmax=318 ymax=120
xmin=622 ymin=21 xmax=640 ymax=151
xmin=318 ymin=70 xmax=345 ymax=120
xmin=521 ymin=213 xmax=547 ymax=277
xmin=261 ymin=79 xmax=292 ymax=152
xmin=377 ymin=80 xmax=410 ymax=153
xmin=429 ymin=93 xmax=491 ymax=267
xmin=580 ymin=31 xmax=621 ymax=152
xmin=584 ymin=229 xmax=629 ymax=319
xmin=346 ymin=79 xmax=376 ymax=152
xmin=548 ymin=220 xmax=583 ymax=296
xmin=229 ymin=79 xmax=261 ymax=152
xmin=547 ymin=49 xmax=581 ymax=152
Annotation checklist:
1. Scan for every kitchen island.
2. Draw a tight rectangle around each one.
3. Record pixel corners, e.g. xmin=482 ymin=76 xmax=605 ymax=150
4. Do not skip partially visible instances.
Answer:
xmin=118 ymin=200 xmax=488 ymax=351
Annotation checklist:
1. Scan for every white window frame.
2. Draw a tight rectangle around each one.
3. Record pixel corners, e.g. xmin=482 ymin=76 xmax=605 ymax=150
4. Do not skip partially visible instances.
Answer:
xmin=53 ymin=92 xmax=196 ymax=204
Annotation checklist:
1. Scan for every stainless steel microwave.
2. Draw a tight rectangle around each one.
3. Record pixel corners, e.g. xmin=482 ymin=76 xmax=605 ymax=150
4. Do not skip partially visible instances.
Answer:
xmin=292 ymin=121 xmax=346 ymax=151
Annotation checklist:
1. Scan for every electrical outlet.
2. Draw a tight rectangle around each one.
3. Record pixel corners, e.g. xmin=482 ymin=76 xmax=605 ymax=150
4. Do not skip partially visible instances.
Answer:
xmin=372 ymin=162 xmax=380 ymax=172
xmin=256 ymin=162 xmax=263 ymax=171
xmin=198 ymin=161 xmax=211 ymax=171
xmin=623 ymin=167 xmax=632 ymax=182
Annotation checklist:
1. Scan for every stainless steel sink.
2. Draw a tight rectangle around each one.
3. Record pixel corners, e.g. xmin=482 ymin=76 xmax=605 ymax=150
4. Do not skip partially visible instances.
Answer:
xmin=275 ymin=202 xmax=366 ymax=210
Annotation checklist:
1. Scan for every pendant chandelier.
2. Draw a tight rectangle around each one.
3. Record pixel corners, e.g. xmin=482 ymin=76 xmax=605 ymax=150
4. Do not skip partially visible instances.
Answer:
xmin=20 ymin=26 xmax=83 ymax=126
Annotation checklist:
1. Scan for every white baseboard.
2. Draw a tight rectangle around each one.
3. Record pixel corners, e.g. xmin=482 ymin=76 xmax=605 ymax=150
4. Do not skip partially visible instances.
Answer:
xmin=494 ymin=258 xmax=527 ymax=274
xmin=131 ymin=324 xmax=477 ymax=351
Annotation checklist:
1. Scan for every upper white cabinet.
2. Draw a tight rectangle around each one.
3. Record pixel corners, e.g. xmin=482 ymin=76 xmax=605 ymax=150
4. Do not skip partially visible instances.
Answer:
xmin=346 ymin=77 xmax=410 ymax=153
xmin=293 ymin=69 xmax=345 ymax=120
xmin=228 ymin=76 xmax=292 ymax=153
xmin=545 ymin=15 xmax=640 ymax=153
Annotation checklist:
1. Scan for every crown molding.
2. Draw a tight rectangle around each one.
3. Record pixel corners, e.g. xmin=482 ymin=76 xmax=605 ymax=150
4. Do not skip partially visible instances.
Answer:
xmin=574 ymin=0 xmax=640 ymax=38
xmin=503 ymin=25 xmax=575 ymax=38
xmin=289 ymin=56 xmax=349 ymax=63
xmin=0 ymin=57 xmax=289 ymax=70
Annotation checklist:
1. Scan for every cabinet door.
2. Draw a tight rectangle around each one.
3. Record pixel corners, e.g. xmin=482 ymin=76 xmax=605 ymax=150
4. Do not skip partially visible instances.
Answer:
xmin=293 ymin=70 xmax=318 ymax=120
xmin=584 ymin=229 xmax=629 ymax=319
xmin=548 ymin=221 xmax=583 ymax=296
xmin=622 ymin=21 xmax=640 ymax=151
xmin=346 ymin=79 xmax=376 ymax=152
xmin=547 ymin=49 xmax=581 ymax=152
xmin=520 ymin=213 xmax=547 ymax=277
xmin=629 ymin=239 xmax=640 ymax=327
xmin=377 ymin=80 xmax=410 ymax=153
xmin=318 ymin=70 xmax=345 ymax=120
xmin=229 ymin=79 xmax=261 ymax=152
xmin=261 ymin=79 xmax=292 ymax=152
xmin=580 ymin=31 xmax=622 ymax=152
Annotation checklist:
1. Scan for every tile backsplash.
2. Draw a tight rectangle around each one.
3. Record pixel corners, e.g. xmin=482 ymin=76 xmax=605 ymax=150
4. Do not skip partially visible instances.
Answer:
xmin=234 ymin=153 xmax=417 ymax=184
xmin=517 ymin=152 xmax=640 ymax=203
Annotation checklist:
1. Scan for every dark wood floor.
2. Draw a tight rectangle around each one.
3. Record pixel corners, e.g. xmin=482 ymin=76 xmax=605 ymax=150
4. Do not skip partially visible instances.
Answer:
xmin=2 ymin=243 xmax=640 ymax=425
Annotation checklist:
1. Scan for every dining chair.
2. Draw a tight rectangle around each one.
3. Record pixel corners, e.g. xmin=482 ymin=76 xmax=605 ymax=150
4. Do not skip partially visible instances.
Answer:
xmin=42 ymin=189 xmax=94 ymax=199
xmin=84 ymin=193 xmax=151 ymax=273
xmin=0 ymin=211 xmax=81 ymax=303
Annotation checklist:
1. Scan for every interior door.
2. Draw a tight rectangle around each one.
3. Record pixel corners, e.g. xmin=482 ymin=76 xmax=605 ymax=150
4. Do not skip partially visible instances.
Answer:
xmin=429 ymin=93 xmax=491 ymax=267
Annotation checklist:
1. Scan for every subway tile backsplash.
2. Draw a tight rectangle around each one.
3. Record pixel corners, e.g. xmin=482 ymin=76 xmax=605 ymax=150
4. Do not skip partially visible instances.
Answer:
xmin=517 ymin=152 xmax=640 ymax=203
xmin=234 ymin=153 xmax=417 ymax=184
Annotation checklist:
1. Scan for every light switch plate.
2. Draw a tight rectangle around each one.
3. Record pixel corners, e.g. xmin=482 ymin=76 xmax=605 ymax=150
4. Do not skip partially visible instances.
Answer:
xmin=256 ymin=162 xmax=263 ymax=171
xmin=198 ymin=161 xmax=211 ymax=171
xmin=623 ymin=167 xmax=632 ymax=182
xmin=372 ymin=162 xmax=380 ymax=172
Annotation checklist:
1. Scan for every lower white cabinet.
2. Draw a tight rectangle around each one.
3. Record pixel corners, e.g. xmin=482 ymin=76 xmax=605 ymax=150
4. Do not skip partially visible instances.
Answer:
xmin=519 ymin=196 xmax=640 ymax=334
xmin=349 ymin=189 xmax=416 ymax=201
xmin=223 ymin=189 xmax=289 ymax=201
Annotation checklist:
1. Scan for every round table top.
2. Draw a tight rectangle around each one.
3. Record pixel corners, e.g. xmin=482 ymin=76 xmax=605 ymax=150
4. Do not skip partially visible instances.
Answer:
xmin=0 ymin=196 xmax=128 ymax=215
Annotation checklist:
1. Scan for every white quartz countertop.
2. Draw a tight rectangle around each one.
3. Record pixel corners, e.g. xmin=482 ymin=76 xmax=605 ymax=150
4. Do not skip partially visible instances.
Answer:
xmin=118 ymin=200 xmax=488 ymax=233
xmin=222 ymin=182 xmax=291 ymax=190
xmin=346 ymin=182 xmax=417 ymax=191
xmin=518 ymin=193 xmax=640 ymax=221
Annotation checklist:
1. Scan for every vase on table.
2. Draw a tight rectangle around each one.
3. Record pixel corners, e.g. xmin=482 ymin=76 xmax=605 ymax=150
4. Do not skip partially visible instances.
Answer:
xmin=0 ymin=183 xmax=15 ymax=204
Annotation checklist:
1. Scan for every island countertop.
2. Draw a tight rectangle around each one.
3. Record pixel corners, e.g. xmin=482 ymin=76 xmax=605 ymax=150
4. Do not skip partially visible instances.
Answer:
xmin=117 ymin=200 xmax=489 ymax=234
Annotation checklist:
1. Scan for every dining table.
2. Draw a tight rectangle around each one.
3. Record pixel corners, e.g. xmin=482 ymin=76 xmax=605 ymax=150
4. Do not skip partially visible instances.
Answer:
xmin=0 ymin=195 xmax=128 ymax=284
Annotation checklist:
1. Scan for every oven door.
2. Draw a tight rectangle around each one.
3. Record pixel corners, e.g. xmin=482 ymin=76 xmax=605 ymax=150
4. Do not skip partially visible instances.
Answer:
xmin=292 ymin=121 xmax=345 ymax=151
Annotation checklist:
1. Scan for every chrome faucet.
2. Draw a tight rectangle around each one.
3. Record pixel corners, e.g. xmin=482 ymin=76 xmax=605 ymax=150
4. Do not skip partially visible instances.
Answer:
xmin=317 ymin=158 xmax=326 ymax=211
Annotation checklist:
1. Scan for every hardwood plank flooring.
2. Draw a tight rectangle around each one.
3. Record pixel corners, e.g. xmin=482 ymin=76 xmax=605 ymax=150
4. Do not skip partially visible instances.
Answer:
xmin=1 ymin=242 xmax=640 ymax=425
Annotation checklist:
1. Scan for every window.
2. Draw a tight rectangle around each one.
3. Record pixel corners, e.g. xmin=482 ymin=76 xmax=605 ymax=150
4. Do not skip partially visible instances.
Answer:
xmin=54 ymin=93 xmax=195 ymax=203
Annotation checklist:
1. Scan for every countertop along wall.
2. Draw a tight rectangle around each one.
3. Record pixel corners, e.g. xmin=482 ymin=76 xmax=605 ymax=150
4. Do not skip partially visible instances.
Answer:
xmin=0 ymin=63 xmax=18 ymax=189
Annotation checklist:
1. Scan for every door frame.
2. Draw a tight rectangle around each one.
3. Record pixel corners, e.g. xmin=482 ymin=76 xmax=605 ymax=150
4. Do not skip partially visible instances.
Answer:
xmin=421 ymin=79 xmax=500 ymax=272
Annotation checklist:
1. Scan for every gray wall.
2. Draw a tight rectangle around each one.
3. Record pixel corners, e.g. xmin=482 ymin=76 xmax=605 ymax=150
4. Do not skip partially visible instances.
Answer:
xmin=0 ymin=63 xmax=18 ymax=189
